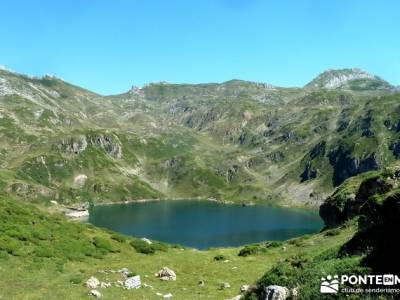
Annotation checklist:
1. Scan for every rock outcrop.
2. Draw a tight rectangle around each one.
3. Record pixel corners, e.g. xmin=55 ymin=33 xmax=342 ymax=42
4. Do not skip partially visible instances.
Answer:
xmin=156 ymin=267 xmax=176 ymax=281
xmin=59 ymin=133 xmax=122 ymax=158
xmin=86 ymin=276 xmax=100 ymax=289
xmin=264 ymin=285 xmax=289 ymax=300
xmin=124 ymin=275 xmax=141 ymax=289
xmin=88 ymin=290 xmax=102 ymax=298
xmin=320 ymin=168 xmax=398 ymax=227
xmin=328 ymin=145 xmax=379 ymax=186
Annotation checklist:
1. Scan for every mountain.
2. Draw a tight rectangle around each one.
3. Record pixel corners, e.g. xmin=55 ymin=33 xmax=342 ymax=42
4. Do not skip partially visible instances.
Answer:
xmin=305 ymin=68 xmax=393 ymax=90
xmin=1 ymin=66 xmax=400 ymax=299
xmin=1 ymin=67 xmax=400 ymax=207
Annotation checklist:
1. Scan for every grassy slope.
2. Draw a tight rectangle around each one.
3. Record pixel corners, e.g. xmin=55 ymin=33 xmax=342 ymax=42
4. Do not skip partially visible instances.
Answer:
xmin=2 ymin=68 xmax=400 ymax=207
xmin=0 ymin=195 xmax=354 ymax=300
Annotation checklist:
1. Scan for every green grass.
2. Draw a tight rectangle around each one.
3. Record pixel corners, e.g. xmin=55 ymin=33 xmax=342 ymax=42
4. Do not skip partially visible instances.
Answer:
xmin=0 ymin=194 xmax=356 ymax=300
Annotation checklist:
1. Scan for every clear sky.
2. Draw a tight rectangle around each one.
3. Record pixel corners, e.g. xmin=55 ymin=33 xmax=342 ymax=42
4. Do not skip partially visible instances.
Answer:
xmin=1 ymin=0 xmax=399 ymax=95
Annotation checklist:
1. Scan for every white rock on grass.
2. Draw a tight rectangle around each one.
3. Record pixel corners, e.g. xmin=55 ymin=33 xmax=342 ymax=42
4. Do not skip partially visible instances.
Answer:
xmin=74 ymin=174 xmax=88 ymax=187
xmin=226 ymin=296 xmax=242 ymax=300
xmin=221 ymin=282 xmax=231 ymax=289
xmin=100 ymin=282 xmax=111 ymax=288
xmin=88 ymin=290 xmax=102 ymax=298
xmin=118 ymin=267 xmax=130 ymax=276
xmin=264 ymin=285 xmax=289 ymax=300
xmin=86 ymin=276 xmax=100 ymax=289
xmin=156 ymin=267 xmax=176 ymax=281
xmin=124 ymin=275 xmax=141 ymax=289
xmin=163 ymin=293 xmax=173 ymax=299
xmin=240 ymin=284 xmax=250 ymax=292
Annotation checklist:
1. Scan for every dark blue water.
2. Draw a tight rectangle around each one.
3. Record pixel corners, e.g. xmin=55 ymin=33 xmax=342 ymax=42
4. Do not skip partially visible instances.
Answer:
xmin=89 ymin=200 xmax=323 ymax=249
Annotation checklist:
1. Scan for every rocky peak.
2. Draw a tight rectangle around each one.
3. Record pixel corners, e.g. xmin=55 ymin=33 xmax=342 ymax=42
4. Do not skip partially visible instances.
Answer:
xmin=305 ymin=68 xmax=390 ymax=90
xmin=128 ymin=85 xmax=143 ymax=95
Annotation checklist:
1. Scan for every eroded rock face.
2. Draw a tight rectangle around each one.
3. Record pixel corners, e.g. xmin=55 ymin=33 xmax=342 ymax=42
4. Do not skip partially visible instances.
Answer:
xmin=264 ymin=285 xmax=289 ymax=300
xmin=307 ymin=68 xmax=377 ymax=89
xmin=320 ymin=173 xmax=397 ymax=228
xmin=329 ymin=145 xmax=379 ymax=186
xmin=299 ymin=141 xmax=326 ymax=182
xmin=389 ymin=141 xmax=400 ymax=158
xmin=58 ymin=133 xmax=122 ymax=158
xmin=60 ymin=135 xmax=88 ymax=155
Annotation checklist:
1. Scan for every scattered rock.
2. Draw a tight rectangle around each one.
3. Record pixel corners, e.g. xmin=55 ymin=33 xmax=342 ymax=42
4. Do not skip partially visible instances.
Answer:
xmin=282 ymin=246 xmax=287 ymax=252
xmin=220 ymin=282 xmax=231 ymax=289
xmin=291 ymin=287 xmax=299 ymax=299
xmin=227 ymin=296 xmax=242 ymax=300
xmin=115 ymin=280 xmax=124 ymax=287
xmin=100 ymin=282 xmax=111 ymax=288
xmin=65 ymin=210 xmax=89 ymax=218
xmin=143 ymin=283 xmax=154 ymax=289
xmin=156 ymin=267 xmax=176 ymax=281
xmin=74 ymin=174 xmax=88 ymax=187
xmin=88 ymin=289 xmax=102 ymax=298
xmin=119 ymin=268 xmax=130 ymax=276
xmin=163 ymin=293 xmax=173 ymax=298
xmin=124 ymin=275 xmax=141 ymax=289
xmin=240 ymin=284 xmax=250 ymax=292
xmin=198 ymin=280 xmax=205 ymax=287
xmin=141 ymin=237 xmax=152 ymax=244
xmin=264 ymin=285 xmax=289 ymax=300
xmin=50 ymin=200 xmax=58 ymax=205
xmin=86 ymin=276 xmax=100 ymax=289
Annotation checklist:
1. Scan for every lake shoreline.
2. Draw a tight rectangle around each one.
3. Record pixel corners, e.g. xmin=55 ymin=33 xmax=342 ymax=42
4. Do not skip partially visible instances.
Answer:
xmin=91 ymin=197 xmax=320 ymax=213
xmin=92 ymin=197 xmax=239 ymax=207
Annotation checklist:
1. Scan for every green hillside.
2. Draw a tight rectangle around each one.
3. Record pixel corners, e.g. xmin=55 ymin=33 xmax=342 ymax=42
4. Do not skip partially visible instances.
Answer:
xmin=1 ymin=68 xmax=400 ymax=207
xmin=1 ymin=68 xmax=399 ymax=299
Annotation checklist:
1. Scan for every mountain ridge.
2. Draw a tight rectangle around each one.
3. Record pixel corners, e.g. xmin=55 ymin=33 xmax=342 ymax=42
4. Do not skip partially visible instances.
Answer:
xmin=1 ymin=66 xmax=400 ymax=207
xmin=1 ymin=66 xmax=396 ymax=95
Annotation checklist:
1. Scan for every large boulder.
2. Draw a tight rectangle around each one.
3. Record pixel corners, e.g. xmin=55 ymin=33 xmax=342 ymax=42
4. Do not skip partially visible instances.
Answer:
xmin=86 ymin=276 xmax=100 ymax=289
xmin=124 ymin=275 xmax=141 ymax=289
xmin=264 ymin=285 xmax=289 ymax=300
xmin=156 ymin=267 xmax=176 ymax=281
xmin=88 ymin=290 xmax=102 ymax=298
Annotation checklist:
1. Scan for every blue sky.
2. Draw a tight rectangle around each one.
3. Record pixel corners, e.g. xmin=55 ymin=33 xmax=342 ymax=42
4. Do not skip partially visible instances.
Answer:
xmin=1 ymin=0 xmax=399 ymax=95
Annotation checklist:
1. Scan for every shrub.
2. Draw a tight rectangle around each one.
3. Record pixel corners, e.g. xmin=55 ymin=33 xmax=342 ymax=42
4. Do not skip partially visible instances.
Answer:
xmin=214 ymin=254 xmax=226 ymax=261
xmin=126 ymin=271 xmax=137 ymax=277
xmin=32 ymin=228 xmax=50 ymax=240
xmin=129 ymin=239 xmax=155 ymax=254
xmin=93 ymin=236 xmax=113 ymax=252
xmin=324 ymin=228 xmax=341 ymax=237
xmin=151 ymin=241 xmax=168 ymax=252
xmin=238 ymin=244 xmax=265 ymax=257
xmin=35 ymin=246 xmax=54 ymax=258
xmin=6 ymin=228 xmax=30 ymax=241
xmin=265 ymin=241 xmax=282 ymax=248
xmin=111 ymin=233 xmax=126 ymax=243
xmin=69 ymin=274 xmax=84 ymax=284
xmin=0 ymin=237 xmax=23 ymax=255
